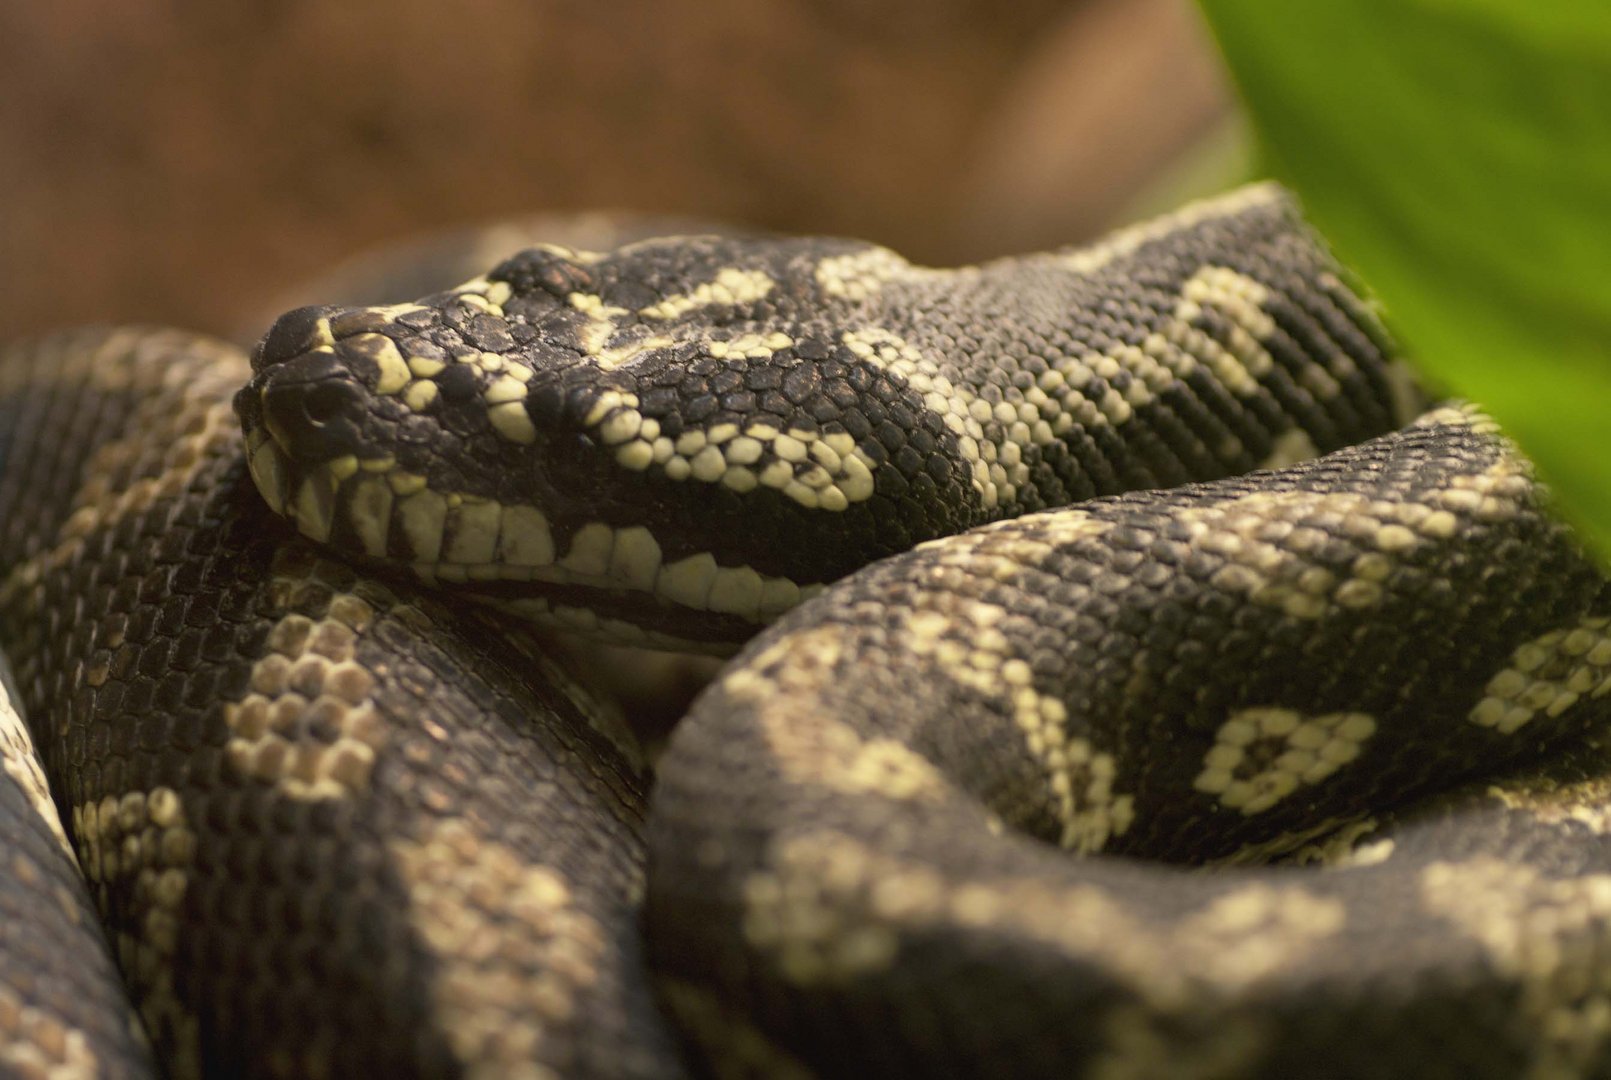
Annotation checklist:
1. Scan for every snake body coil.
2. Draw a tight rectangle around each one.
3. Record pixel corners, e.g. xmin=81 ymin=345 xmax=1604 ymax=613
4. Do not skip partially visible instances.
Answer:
xmin=0 ymin=331 xmax=681 ymax=1077
xmin=3 ymin=187 xmax=1611 ymax=1077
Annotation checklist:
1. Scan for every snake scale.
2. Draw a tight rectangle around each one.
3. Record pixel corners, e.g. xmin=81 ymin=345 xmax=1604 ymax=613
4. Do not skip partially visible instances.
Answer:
xmin=4 ymin=185 xmax=1611 ymax=1078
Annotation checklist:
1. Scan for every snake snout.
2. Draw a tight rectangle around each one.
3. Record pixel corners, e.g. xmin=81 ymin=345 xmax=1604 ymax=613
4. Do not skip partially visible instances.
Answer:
xmin=257 ymin=365 xmax=369 ymax=459
xmin=253 ymin=304 xmax=341 ymax=373
xmin=237 ymin=314 xmax=382 ymax=537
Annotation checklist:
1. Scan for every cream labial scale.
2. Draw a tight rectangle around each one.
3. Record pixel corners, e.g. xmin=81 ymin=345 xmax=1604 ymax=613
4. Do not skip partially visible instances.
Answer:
xmin=309 ymin=455 xmax=814 ymax=625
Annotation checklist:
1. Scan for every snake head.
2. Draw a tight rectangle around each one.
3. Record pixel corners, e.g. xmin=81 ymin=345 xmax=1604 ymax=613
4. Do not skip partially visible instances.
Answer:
xmin=234 ymin=237 xmax=981 ymax=648
xmin=234 ymin=191 xmax=1393 ymax=650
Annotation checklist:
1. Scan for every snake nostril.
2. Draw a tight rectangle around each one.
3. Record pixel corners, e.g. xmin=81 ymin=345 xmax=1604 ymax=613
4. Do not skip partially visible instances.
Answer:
xmin=303 ymin=381 xmax=356 ymax=426
xmin=261 ymin=375 xmax=365 ymax=453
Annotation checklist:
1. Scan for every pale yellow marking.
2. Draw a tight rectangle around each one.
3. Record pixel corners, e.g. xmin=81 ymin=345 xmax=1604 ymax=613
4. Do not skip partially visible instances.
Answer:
xmin=292 ymin=466 xmax=338 ymax=544
xmin=813 ymin=245 xmax=924 ymax=301
xmin=1194 ymin=708 xmax=1377 ymax=815
xmin=558 ymin=522 xmax=615 ymax=577
xmin=444 ymin=274 xmax=513 ymax=316
xmin=497 ymin=506 xmax=556 ymax=566
xmin=1280 ymin=818 xmax=1392 ymax=869
xmin=656 ymin=553 xmax=718 ymax=611
xmin=1423 ymin=857 xmax=1611 ymax=1079
xmin=396 ymin=490 xmax=449 ymax=563
xmin=364 ymin=467 xmax=808 ymax=622
xmin=0 ymin=982 xmax=101 ymax=1080
xmin=0 ymin=327 xmax=244 ymax=400
xmin=1063 ymin=266 xmax=1281 ymax=428
xmin=831 ymin=265 xmax=1284 ymax=513
xmin=0 ymin=686 xmax=73 ymax=860
xmin=908 ymin=512 xmax=1132 ymax=851
xmin=653 ymin=188 xmax=1307 ymax=527
xmin=844 ymin=327 xmax=1017 ymax=509
xmin=391 ymin=819 xmax=607 ymax=1080
xmin=1056 ymin=183 xmax=1286 ymax=275
xmin=1170 ymin=450 xmax=1531 ymax=622
xmin=594 ymin=335 xmax=675 ymax=373
xmin=346 ymin=476 xmax=395 ymax=557
xmin=743 ymin=828 xmax=1344 ymax=1004
xmin=356 ymin=302 xmax=431 ymax=325
xmin=387 ymin=471 xmax=428 ymax=496
xmin=346 ymin=333 xmax=411 ymax=395
xmin=221 ymin=549 xmax=390 ymax=800
xmin=582 ymin=389 xmax=636 ymax=428
xmin=607 ymin=527 xmax=663 ymax=593
xmin=1489 ymin=767 xmax=1611 ymax=836
xmin=562 ymin=291 xmax=636 ymax=372
xmin=1213 ymin=815 xmax=1380 ymax=868
xmin=403 ymin=380 xmax=439 ymax=412
xmin=638 ymin=267 xmax=775 ymax=321
xmin=1468 ymin=616 xmax=1611 ymax=735
xmin=1413 ymin=401 xmax=1503 ymax=437
xmin=723 ymin=628 xmax=953 ymax=804
xmin=1 ymin=349 xmax=245 ymax=612
xmin=245 ymin=428 xmax=291 ymax=514
xmin=706 ymin=332 xmax=795 ymax=361
xmin=599 ymin=388 xmax=877 ymax=512
xmin=72 ymin=788 xmax=200 ymax=1078
xmin=489 ymin=401 xmax=537 ymax=444
xmin=728 ymin=510 xmax=1131 ymax=851
xmin=596 ymin=409 xmax=641 ymax=445
xmin=706 ymin=566 xmax=765 ymax=617
xmin=562 ymin=265 xmax=777 ymax=374
xmin=442 ymin=497 xmax=502 ymax=565
xmin=408 ymin=354 xmax=446 ymax=378
xmin=482 ymin=375 xmax=529 ymax=430
xmin=1176 ymin=267 xmax=1277 ymax=392
xmin=741 ymin=832 xmax=907 ymax=986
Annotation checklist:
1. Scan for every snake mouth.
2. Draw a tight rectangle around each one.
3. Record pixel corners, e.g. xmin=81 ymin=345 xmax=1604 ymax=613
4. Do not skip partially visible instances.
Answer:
xmin=242 ymin=424 xmax=395 ymax=548
xmin=243 ymin=424 xmax=297 ymax=519
xmin=241 ymin=425 xmax=819 ymax=639
xmin=237 ymin=360 xmax=386 ymax=546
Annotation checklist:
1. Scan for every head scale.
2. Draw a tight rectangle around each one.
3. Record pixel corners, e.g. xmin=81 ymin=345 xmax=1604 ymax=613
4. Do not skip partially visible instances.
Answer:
xmin=235 ymin=235 xmax=975 ymax=648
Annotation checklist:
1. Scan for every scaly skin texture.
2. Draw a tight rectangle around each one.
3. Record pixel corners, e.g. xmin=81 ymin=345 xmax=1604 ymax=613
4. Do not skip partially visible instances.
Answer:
xmin=0 ymin=655 xmax=156 ymax=1080
xmin=234 ymin=186 xmax=1411 ymax=647
xmin=0 ymin=328 xmax=685 ymax=1079
xmin=647 ymin=409 xmax=1611 ymax=1078
xmin=13 ymin=191 xmax=1611 ymax=1079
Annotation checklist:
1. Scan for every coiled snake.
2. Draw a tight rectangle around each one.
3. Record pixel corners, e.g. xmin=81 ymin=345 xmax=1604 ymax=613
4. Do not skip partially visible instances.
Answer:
xmin=3 ymin=186 xmax=1611 ymax=1079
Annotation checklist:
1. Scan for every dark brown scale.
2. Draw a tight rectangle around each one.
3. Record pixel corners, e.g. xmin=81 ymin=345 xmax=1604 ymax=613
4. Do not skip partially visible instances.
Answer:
xmin=0 ymin=659 xmax=158 ymax=1078
xmin=0 ymin=329 xmax=686 ymax=1079
xmin=649 ymin=414 xmax=1611 ymax=1078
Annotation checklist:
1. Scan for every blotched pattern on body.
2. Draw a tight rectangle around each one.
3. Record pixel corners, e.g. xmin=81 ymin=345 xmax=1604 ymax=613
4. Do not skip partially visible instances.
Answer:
xmin=0 ymin=328 xmax=684 ymax=1079
xmin=6 ymin=188 xmax=1611 ymax=1079
xmin=0 ymin=655 xmax=157 ymax=1080
xmin=647 ymin=409 xmax=1611 ymax=1078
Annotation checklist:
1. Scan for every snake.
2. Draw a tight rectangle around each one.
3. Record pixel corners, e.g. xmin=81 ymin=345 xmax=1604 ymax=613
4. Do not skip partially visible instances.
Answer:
xmin=3 ymin=184 xmax=1611 ymax=1079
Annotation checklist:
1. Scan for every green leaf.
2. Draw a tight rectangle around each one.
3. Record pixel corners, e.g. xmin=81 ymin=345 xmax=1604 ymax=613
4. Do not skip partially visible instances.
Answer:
xmin=1196 ymin=0 xmax=1611 ymax=559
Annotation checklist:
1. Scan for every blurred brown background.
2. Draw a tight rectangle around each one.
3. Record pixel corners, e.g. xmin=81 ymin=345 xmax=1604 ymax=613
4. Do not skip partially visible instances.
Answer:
xmin=0 ymin=0 xmax=1239 ymax=341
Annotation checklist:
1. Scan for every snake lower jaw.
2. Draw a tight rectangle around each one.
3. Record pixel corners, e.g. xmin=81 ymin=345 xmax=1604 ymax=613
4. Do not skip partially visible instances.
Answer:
xmin=240 ymin=432 xmax=800 ymax=649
